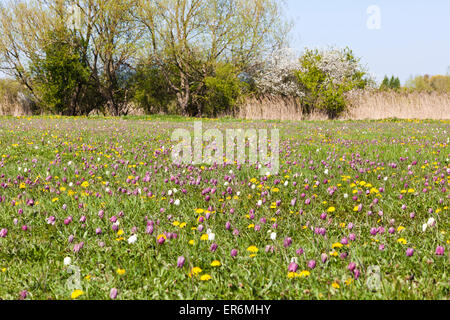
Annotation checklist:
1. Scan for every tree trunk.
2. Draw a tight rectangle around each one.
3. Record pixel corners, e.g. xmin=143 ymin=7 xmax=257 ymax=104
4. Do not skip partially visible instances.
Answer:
xmin=177 ymin=72 xmax=190 ymax=115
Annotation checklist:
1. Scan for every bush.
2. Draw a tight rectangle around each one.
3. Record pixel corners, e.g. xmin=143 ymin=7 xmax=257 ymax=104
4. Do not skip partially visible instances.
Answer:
xmin=131 ymin=63 xmax=177 ymax=114
xmin=201 ymin=63 xmax=245 ymax=117
xmin=406 ymin=75 xmax=450 ymax=93
xmin=296 ymin=47 xmax=370 ymax=118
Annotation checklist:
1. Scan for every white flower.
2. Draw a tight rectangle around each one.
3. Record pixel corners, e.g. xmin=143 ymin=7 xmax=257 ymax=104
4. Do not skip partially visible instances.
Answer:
xmin=206 ymin=229 xmax=215 ymax=241
xmin=128 ymin=235 xmax=137 ymax=244
xmin=168 ymin=190 xmax=173 ymax=196
xmin=290 ymin=257 xmax=298 ymax=264
xmin=344 ymin=193 xmax=348 ymax=198
xmin=64 ymin=257 xmax=72 ymax=266
xmin=224 ymin=181 xmax=229 ymax=186
xmin=68 ymin=161 xmax=73 ymax=166
xmin=257 ymin=200 xmax=262 ymax=206
xmin=284 ymin=181 xmax=289 ymax=187
xmin=174 ymin=199 xmax=180 ymax=206
xmin=383 ymin=177 xmax=388 ymax=181
xmin=251 ymin=184 xmax=256 ymax=190
xmin=270 ymin=232 xmax=277 ymax=240
xmin=172 ymin=188 xmax=178 ymax=194
xmin=113 ymin=221 xmax=120 ymax=227
xmin=69 ymin=182 xmax=73 ymax=187
xmin=236 ymin=191 xmax=241 ymax=196
xmin=324 ymin=169 xmax=329 ymax=175
xmin=427 ymin=217 xmax=436 ymax=227
xmin=422 ymin=223 xmax=428 ymax=232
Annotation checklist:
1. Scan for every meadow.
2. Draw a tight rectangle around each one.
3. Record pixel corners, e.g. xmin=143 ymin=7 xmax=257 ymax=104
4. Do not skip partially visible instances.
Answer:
xmin=0 ymin=116 xmax=448 ymax=300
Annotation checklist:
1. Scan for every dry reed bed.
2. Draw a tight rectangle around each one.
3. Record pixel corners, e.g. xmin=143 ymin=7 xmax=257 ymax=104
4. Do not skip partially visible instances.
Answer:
xmin=238 ymin=92 xmax=450 ymax=121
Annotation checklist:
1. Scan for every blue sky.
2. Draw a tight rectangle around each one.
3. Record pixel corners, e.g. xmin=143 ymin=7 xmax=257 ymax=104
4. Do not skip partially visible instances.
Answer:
xmin=283 ymin=0 xmax=450 ymax=84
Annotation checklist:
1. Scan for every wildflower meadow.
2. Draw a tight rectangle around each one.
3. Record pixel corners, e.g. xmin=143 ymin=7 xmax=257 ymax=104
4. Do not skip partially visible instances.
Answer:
xmin=0 ymin=116 xmax=448 ymax=300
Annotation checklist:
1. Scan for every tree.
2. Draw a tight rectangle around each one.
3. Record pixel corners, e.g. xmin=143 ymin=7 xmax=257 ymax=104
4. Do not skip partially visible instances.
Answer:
xmin=0 ymin=0 xmax=144 ymax=115
xmin=136 ymin=0 xmax=289 ymax=116
xmin=380 ymin=75 xmax=390 ymax=90
xmin=30 ymin=29 xmax=91 ymax=115
xmin=253 ymin=47 xmax=303 ymax=97
xmin=296 ymin=47 xmax=370 ymax=118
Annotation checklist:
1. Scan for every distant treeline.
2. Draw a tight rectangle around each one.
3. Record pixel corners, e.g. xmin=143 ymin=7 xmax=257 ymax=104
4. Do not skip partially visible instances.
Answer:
xmin=0 ymin=1 xmax=447 ymax=119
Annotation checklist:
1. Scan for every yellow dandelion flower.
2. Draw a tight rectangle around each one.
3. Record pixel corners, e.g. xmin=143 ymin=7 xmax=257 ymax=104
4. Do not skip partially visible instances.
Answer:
xmin=332 ymin=242 xmax=343 ymax=249
xmin=195 ymin=208 xmax=204 ymax=214
xmin=332 ymin=282 xmax=340 ymax=289
xmin=287 ymin=272 xmax=298 ymax=279
xmin=210 ymin=260 xmax=221 ymax=267
xmin=200 ymin=234 xmax=209 ymax=241
xmin=189 ymin=267 xmax=202 ymax=277
xmin=247 ymin=246 xmax=259 ymax=253
xmin=397 ymin=226 xmax=405 ymax=232
xmin=298 ymin=270 xmax=310 ymax=278
xmin=200 ymin=274 xmax=212 ymax=281
xmin=116 ymin=268 xmax=126 ymax=275
xmin=179 ymin=222 xmax=187 ymax=229
xmin=117 ymin=229 xmax=124 ymax=236
xmin=157 ymin=234 xmax=167 ymax=241
xmin=327 ymin=207 xmax=336 ymax=213
xmin=71 ymin=289 xmax=84 ymax=299
xmin=81 ymin=181 xmax=89 ymax=188
xmin=397 ymin=238 xmax=407 ymax=245
xmin=188 ymin=240 xmax=195 ymax=245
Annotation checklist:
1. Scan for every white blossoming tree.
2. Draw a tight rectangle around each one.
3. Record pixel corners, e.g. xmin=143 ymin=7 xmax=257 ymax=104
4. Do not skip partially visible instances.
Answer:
xmin=253 ymin=48 xmax=303 ymax=97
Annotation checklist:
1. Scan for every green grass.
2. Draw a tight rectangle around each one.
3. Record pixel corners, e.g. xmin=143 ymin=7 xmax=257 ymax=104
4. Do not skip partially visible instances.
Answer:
xmin=0 ymin=116 xmax=448 ymax=300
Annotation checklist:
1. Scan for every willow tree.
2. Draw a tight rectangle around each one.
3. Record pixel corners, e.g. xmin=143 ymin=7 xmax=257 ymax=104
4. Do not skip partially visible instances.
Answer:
xmin=137 ymin=0 xmax=290 ymax=116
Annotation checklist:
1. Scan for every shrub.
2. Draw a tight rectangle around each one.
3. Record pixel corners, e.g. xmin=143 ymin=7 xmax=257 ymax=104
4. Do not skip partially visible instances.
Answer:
xmin=201 ymin=63 xmax=245 ymax=117
xmin=296 ymin=47 xmax=370 ymax=118
xmin=131 ymin=63 xmax=177 ymax=114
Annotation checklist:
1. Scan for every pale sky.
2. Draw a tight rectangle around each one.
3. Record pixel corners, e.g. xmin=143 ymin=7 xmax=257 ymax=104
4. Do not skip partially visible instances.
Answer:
xmin=283 ymin=0 xmax=450 ymax=84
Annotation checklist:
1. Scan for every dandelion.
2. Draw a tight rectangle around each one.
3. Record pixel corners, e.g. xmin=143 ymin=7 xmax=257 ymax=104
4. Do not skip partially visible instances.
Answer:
xmin=116 ymin=268 xmax=126 ymax=275
xmin=71 ymin=289 xmax=84 ymax=299
xmin=211 ymin=260 xmax=221 ymax=267
xmin=332 ymin=282 xmax=340 ymax=289
xmin=298 ymin=270 xmax=310 ymax=278
xmin=189 ymin=267 xmax=202 ymax=277
xmin=200 ymin=274 xmax=212 ymax=281
xmin=247 ymin=246 xmax=259 ymax=253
